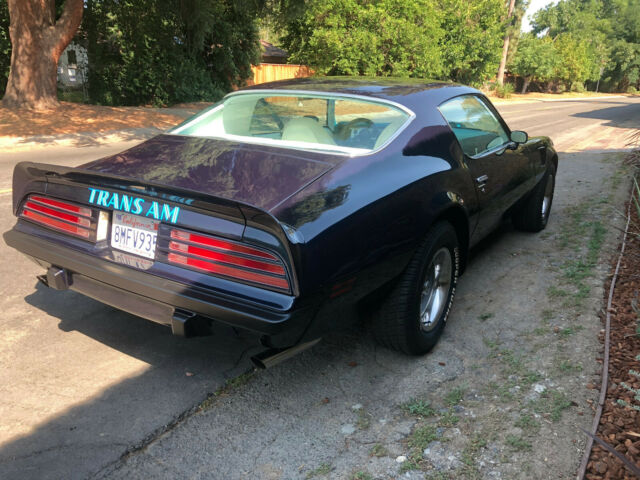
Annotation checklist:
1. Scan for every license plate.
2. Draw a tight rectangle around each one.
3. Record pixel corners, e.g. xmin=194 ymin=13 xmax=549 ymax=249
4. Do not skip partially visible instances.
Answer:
xmin=111 ymin=212 xmax=158 ymax=259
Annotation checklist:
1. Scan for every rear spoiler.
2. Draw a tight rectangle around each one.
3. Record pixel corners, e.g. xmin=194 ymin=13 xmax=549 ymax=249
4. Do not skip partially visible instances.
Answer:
xmin=12 ymin=162 xmax=301 ymax=292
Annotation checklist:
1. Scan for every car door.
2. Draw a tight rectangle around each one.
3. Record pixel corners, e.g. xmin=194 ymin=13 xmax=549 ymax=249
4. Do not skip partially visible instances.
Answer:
xmin=439 ymin=94 xmax=533 ymax=243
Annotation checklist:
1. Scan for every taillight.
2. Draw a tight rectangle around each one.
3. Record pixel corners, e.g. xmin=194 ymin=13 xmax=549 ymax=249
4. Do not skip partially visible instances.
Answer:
xmin=166 ymin=228 xmax=290 ymax=292
xmin=20 ymin=195 xmax=97 ymax=240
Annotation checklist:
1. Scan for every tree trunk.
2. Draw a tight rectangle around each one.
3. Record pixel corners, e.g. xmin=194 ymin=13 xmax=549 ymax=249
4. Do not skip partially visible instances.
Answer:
xmin=2 ymin=0 xmax=84 ymax=110
xmin=496 ymin=0 xmax=517 ymax=86
xmin=521 ymin=76 xmax=530 ymax=94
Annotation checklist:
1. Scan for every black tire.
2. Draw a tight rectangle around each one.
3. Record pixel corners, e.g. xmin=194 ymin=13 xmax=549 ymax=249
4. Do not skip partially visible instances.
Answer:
xmin=372 ymin=222 xmax=460 ymax=355
xmin=513 ymin=167 xmax=556 ymax=232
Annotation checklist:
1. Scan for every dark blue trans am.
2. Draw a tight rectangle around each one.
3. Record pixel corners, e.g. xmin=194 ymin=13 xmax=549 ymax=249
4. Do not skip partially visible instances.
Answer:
xmin=4 ymin=77 xmax=557 ymax=367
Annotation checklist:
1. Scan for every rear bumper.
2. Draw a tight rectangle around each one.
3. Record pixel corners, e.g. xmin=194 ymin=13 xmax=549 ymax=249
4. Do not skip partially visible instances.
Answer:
xmin=3 ymin=228 xmax=313 ymax=340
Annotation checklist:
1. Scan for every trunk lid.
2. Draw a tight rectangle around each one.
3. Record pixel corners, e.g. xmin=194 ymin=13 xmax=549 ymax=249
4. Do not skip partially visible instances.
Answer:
xmin=80 ymin=134 xmax=335 ymax=212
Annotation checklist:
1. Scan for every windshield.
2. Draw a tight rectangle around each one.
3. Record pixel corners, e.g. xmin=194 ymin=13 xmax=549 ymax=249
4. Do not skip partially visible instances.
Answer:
xmin=170 ymin=92 xmax=412 ymax=155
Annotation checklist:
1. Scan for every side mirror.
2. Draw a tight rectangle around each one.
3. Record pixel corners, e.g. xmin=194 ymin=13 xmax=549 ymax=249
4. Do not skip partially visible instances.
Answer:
xmin=510 ymin=130 xmax=528 ymax=144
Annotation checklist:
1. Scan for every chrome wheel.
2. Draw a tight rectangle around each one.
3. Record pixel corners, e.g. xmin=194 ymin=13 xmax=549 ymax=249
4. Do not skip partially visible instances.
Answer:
xmin=541 ymin=173 xmax=554 ymax=222
xmin=419 ymin=247 xmax=453 ymax=332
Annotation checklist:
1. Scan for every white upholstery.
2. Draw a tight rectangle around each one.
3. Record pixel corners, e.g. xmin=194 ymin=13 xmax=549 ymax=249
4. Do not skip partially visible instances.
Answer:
xmin=281 ymin=117 xmax=336 ymax=145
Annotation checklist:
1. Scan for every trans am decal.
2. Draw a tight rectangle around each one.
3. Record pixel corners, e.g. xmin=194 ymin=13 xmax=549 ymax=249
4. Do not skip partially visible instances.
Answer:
xmin=88 ymin=187 xmax=180 ymax=223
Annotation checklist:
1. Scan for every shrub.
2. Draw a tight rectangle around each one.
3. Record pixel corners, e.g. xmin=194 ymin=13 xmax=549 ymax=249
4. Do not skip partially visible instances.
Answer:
xmin=628 ymin=86 xmax=638 ymax=94
xmin=494 ymin=83 xmax=515 ymax=98
xmin=571 ymin=82 xmax=586 ymax=93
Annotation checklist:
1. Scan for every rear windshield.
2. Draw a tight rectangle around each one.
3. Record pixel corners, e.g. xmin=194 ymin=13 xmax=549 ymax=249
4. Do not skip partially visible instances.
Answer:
xmin=170 ymin=92 xmax=412 ymax=155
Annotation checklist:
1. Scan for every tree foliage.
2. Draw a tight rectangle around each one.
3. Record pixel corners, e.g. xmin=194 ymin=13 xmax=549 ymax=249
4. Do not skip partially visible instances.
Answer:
xmin=280 ymin=0 xmax=446 ymax=78
xmin=530 ymin=0 xmax=640 ymax=92
xmin=510 ymin=34 xmax=559 ymax=92
xmin=84 ymin=0 xmax=262 ymax=106
xmin=438 ymin=0 xmax=505 ymax=84
xmin=280 ymin=0 xmax=506 ymax=85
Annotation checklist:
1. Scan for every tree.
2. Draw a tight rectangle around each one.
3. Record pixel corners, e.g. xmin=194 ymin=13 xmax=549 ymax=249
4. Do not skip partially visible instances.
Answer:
xmin=280 ymin=0 xmax=446 ymax=78
xmin=280 ymin=0 xmax=506 ymax=85
xmin=85 ymin=0 xmax=261 ymax=106
xmin=529 ymin=0 xmax=640 ymax=92
xmin=2 ymin=0 xmax=84 ymax=110
xmin=0 ymin=0 xmax=9 ymax=93
xmin=496 ymin=0 xmax=517 ymax=86
xmin=553 ymin=33 xmax=598 ymax=88
xmin=510 ymin=34 xmax=559 ymax=92
xmin=438 ymin=0 xmax=505 ymax=85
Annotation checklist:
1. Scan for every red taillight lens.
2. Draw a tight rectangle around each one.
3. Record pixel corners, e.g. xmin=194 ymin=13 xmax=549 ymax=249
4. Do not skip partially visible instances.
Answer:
xmin=20 ymin=195 xmax=95 ymax=240
xmin=167 ymin=229 xmax=290 ymax=292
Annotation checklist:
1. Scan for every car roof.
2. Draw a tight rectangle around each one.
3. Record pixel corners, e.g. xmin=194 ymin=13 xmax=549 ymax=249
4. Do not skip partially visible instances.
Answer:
xmin=239 ymin=76 xmax=481 ymax=110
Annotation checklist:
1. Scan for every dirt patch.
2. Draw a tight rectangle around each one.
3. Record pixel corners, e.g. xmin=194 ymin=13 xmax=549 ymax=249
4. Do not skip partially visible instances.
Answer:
xmin=0 ymin=102 xmax=203 ymax=137
xmin=585 ymin=179 xmax=640 ymax=480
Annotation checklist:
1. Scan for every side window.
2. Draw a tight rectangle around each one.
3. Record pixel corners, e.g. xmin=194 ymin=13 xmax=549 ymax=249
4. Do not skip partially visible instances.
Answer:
xmin=439 ymin=95 xmax=509 ymax=157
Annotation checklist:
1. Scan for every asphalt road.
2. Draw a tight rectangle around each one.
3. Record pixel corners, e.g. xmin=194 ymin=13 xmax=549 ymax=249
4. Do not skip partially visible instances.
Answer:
xmin=0 ymin=96 xmax=638 ymax=480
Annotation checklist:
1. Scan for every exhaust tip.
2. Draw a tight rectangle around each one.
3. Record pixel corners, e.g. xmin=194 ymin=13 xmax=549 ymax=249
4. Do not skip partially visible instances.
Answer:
xmin=250 ymin=338 xmax=321 ymax=369
xmin=250 ymin=355 xmax=269 ymax=370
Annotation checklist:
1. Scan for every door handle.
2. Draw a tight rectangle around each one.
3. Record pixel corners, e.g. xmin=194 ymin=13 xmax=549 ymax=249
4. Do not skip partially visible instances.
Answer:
xmin=475 ymin=174 xmax=488 ymax=192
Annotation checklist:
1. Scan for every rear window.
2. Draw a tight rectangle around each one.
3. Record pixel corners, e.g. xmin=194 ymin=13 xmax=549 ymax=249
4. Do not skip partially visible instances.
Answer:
xmin=170 ymin=92 xmax=412 ymax=155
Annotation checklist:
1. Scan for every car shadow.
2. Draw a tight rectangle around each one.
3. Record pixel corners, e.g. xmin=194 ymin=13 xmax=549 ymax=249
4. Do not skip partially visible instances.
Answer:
xmin=0 ymin=280 xmax=264 ymax=480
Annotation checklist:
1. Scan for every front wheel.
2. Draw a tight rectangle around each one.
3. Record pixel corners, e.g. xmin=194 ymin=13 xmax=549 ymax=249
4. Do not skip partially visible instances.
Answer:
xmin=513 ymin=168 xmax=556 ymax=232
xmin=372 ymin=222 xmax=459 ymax=355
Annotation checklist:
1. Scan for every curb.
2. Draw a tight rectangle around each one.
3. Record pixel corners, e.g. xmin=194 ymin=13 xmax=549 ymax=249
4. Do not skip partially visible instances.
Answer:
xmin=490 ymin=94 xmax=630 ymax=105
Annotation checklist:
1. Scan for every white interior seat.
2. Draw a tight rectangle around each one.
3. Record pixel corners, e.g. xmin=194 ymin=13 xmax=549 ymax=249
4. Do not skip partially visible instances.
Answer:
xmin=281 ymin=117 xmax=336 ymax=145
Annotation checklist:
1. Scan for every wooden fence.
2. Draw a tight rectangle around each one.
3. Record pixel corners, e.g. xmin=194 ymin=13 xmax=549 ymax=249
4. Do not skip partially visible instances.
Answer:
xmin=249 ymin=63 xmax=313 ymax=86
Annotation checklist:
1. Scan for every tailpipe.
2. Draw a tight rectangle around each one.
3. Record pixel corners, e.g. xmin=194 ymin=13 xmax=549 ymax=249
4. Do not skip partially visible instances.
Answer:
xmin=251 ymin=338 xmax=321 ymax=369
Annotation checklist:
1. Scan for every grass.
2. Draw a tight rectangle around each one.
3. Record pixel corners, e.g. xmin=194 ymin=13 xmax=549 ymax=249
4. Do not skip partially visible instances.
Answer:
xmin=505 ymin=434 xmax=532 ymax=451
xmin=529 ymin=390 xmax=572 ymax=422
xmin=558 ymin=325 xmax=584 ymax=338
xmin=515 ymin=413 xmax=540 ymax=432
xmin=533 ymin=326 xmax=548 ymax=335
xmin=444 ymin=386 xmax=465 ymax=406
xmin=399 ymin=458 xmax=421 ymax=473
xmin=369 ymin=443 xmax=388 ymax=457
xmin=557 ymin=358 xmax=583 ymax=373
xmin=460 ymin=434 xmax=487 ymax=478
xmin=478 ymin=312 xmax=493 ymax=321
xmin=552 ymin=197 xmax=608 ymax=309
xmin=438 ymin=409 xmax=460 ymax=427
xmin=350 ymin=472 xmax=373 ymax=480
xmin=402 ymin=423 xmax=439 ymax=471
xmin=408 ymin=424 xmax=438 ymax=451
xmin=306 ymin=463 xmax=332 ymax=479
xmin=401 ymin=398 xmax=435 ymax=417
xmin=356 ymin=408 xmax=371 ymax=430
xmin=487 ymin=381 xmax=515 ymax=402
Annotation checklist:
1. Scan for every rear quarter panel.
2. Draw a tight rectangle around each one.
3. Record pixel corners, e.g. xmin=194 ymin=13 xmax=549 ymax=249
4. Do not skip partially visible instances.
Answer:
xmin=271 ymin=110 xmax=478 ymax=315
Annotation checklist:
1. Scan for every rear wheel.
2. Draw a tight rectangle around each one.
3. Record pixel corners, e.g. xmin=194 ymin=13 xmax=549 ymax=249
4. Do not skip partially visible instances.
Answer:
xmin=372 ymin=222 xmax=459 ymax=355
xmin=513 ymin=168 xmax=555 ymax=232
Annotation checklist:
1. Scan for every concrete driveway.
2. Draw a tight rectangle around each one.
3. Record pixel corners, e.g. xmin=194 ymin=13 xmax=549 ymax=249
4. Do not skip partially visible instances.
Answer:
xmin=0 ymin=97 xmax=638 ymax=479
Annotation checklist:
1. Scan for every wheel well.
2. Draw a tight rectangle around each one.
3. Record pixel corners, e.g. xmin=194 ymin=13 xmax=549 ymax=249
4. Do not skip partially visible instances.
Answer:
xmin=432 ymin=205 xmax=469 ymax=275
xmin=357 ymin=204 xmax=470 ymax=317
